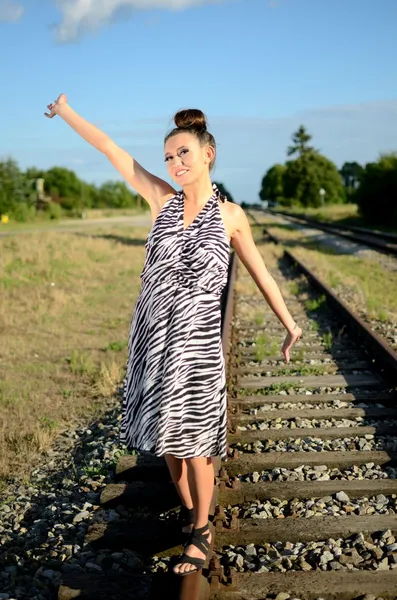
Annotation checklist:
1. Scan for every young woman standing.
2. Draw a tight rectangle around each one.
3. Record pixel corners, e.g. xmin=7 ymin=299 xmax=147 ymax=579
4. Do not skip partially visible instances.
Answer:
xmin=45 ymin=95 xmax=302 ymax=576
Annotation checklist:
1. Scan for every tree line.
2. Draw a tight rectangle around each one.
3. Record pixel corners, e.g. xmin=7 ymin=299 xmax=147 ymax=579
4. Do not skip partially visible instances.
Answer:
xmin=0 ymin=158 xmax=235 ymax=222
xmin=0 ymin=159 xmax=146 ymax=221
xmin=259 ymin=126 xmax=397 ymax=228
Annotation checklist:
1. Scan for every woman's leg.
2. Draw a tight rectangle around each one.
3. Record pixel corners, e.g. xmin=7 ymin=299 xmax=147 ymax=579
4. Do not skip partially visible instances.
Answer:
xmin=173 ymin=456 xmax=214 ymax=575
xmin=164 ymin=454 xmax=194 ymax=533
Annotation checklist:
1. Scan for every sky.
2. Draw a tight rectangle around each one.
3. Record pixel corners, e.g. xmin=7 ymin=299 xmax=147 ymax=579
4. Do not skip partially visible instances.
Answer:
xmin=1 ymin=0 xmax=397 ymax=204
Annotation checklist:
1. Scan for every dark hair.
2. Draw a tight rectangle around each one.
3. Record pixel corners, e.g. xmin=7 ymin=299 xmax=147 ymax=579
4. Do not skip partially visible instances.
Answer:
xmin=164 ymin=109 xmax=217 ymax=171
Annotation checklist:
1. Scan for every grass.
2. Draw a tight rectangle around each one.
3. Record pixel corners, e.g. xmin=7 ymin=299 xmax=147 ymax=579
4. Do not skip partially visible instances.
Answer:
xmin=254 ymin=341 xmax=280 ymax=362
xmin=304 ymin=294 xmax=326 ymax=312
xmin=323 ymin=331 xmax=333 ymax=349
xmin=289 ymin=282 xmax=301 ymax=296
xmin=84 ymin=208 xmax=145 ymax=219
xmin=0 ymin=225 xmax=146 ymax=487
xmin=293 ymin=249 xmax=397 ymax=325
xmin=274 ymin=203 xmax=360 ymax=223
xmin=243 ymin=382 xmax=298 ymax=396
xmin=272 ymin=365 xmax=330 ymax=376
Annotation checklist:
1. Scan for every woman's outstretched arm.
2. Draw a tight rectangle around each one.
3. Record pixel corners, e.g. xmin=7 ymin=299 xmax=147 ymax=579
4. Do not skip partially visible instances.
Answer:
xmin=44 ymin=94 xmax=175 ymax=206
xmin=230 ymin=204 xmax=302 ymax=363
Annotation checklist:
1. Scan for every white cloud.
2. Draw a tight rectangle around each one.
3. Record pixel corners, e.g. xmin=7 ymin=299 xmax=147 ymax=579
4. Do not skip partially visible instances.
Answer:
xmin=0 ymin=0 xmax=24 ymax=22
xmin=54 ymin=0 xmax=227 ymax=42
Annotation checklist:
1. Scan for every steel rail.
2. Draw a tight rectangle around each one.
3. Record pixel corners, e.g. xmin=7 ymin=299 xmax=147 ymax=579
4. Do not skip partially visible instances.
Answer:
xmin=267 ymin=209 xmax=397 ymax=256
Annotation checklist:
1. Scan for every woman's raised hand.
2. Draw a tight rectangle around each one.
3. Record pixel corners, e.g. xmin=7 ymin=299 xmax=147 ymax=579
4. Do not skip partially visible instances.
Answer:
xmin=44 ymin=93 xmax=68 ymax=119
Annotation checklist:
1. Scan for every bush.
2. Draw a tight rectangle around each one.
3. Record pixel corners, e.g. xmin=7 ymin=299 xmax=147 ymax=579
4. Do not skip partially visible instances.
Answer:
xmin=355 ymin=153 xmax=397 ymax=228
xmin=10 ymin=203 xmax=36 ymax=222
xmin=45 ymin=202 xmax=63 ymax=220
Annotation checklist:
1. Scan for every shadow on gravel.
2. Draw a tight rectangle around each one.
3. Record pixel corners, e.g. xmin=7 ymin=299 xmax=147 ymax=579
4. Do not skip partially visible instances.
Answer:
xmin=0 ymin=400 xmax=205 ymax=600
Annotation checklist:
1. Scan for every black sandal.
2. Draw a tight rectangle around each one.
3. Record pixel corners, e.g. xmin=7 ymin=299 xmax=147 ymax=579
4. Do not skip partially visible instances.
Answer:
xmin=173 ymin=523 xmax=211 ymax=576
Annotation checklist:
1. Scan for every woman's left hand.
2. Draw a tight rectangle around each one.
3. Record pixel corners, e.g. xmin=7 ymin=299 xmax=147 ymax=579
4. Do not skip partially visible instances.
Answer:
xmin=281 ymin=323 xmax=302 ymax=363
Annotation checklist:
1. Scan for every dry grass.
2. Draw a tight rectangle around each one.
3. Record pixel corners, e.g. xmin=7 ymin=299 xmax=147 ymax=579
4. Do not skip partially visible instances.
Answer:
xmin=0 ymin=226 xmax=146 ymax=488
xmin=291 ymin=246 xmax=397 ymax=322
xmin=84 ymin=208 xmax=143 ymax=219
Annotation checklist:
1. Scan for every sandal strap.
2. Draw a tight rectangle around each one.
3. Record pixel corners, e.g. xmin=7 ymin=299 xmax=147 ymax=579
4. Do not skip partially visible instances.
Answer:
xmin=193 ymin=522 xmax=209 ymax=534
xmin=176 ymin=552 xmax=205 ymax=569
xmin=190 ymin=523 xmax=211 ymax=555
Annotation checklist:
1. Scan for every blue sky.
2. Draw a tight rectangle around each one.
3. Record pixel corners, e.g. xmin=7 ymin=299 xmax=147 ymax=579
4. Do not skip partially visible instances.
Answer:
xmin=1 ymin=0 xmax=397 ymax=204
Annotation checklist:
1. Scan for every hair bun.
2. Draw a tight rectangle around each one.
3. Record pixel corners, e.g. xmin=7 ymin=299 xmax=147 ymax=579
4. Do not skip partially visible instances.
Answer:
xmin=174 ymin=108 xmax=207 ymax=131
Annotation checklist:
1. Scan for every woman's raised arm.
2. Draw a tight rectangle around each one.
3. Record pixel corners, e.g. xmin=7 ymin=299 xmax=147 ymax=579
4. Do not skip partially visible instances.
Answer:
xmin=44 ymin=94 xmax=175 ymax=206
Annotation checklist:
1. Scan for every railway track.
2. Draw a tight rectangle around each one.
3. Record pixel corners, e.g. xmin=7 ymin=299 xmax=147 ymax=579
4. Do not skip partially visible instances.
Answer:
xmin=267 ymin=209 xmax=397 ymax=257
xmin=58 ymin=224 xmax=397 ymax=600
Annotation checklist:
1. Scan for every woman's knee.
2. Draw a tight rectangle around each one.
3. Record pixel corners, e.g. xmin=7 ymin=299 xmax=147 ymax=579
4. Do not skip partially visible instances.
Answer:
xmin=185 ymin=456 xmax=213 ymax=468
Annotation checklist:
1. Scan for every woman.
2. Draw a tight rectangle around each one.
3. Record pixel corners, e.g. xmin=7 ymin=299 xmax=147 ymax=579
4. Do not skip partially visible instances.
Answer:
xmin=44 ymin=95 xmax=302 ymax=576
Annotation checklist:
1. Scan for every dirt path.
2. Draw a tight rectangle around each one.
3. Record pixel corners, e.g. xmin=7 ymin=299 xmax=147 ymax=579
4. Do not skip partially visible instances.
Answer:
xmin=0 ymin=214 xmax=152 ymax=237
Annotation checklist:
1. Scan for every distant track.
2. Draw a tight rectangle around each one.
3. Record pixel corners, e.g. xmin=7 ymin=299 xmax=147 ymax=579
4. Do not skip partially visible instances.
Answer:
xmin=268 ymin=209 xmax=397 ymax=257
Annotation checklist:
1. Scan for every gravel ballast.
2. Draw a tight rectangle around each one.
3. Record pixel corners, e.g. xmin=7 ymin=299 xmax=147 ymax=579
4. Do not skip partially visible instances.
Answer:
xmin=218 ymin=529 xmax=397 ymax=573
xmin=239 ymin=463 xmax=397 ymax=483
xmin=224 ymin=493 xmax=397 ymax=520
xmin=0 ymin=398 xmax=152 ymax=600
xmin=236 ymin=417 xmax=397 ymax=431
xmin=232 ymin=435 xmax=397 ymax=454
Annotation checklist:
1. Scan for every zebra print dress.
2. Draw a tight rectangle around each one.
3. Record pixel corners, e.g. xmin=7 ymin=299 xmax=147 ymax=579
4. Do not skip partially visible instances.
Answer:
xmin=120 ymin=183 xmax=230 ymax=459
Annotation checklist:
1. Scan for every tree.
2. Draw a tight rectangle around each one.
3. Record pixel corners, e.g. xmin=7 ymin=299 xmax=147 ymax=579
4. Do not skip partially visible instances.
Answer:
xmin=287 ymin=125 xmax=316 ymax=159
xmin=82 ymin=183 xmax=100 ymax=209
xmin=339 ymin=161 xmax=364 ymax=201
xmin=0 ymin=158 xmax=26 ymax=214
xmin=259 ymin=164 xmax=286 ymax=204
xmin=44 ymin=167 xmax=83 ymax=209
xmin=213 ymin=181 xmax=235 ymax=203
xmin=275 ymin=126 xmax=345 ymax=207
xmin=355 ymin=152 xmax=397 ymax=227
xmin=97 ymin=181 xmax=138 ymax=208
xmin=283 ymin=152 xmax=345 ymax=207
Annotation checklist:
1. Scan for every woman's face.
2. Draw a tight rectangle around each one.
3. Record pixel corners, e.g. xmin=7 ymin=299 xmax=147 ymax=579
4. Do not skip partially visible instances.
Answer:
xmin=164 ymin=132 xmax=214 ymax=186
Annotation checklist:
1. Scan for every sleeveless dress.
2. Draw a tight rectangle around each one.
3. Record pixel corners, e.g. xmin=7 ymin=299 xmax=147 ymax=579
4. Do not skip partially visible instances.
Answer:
xmin=120 ymin=183 xmax=230 ymax=459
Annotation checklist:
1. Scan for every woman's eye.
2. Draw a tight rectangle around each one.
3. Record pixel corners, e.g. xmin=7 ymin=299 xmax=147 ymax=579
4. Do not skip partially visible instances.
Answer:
xmin=180 ymin=149 xmax=188 ymax=155
xmin=164 ymin=156 xmax=172 ymax=162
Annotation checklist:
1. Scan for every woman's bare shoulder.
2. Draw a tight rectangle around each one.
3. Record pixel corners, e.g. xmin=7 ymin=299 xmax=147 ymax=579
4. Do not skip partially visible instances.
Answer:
xmin=218 ymin=199 xmax=242 ymax=240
